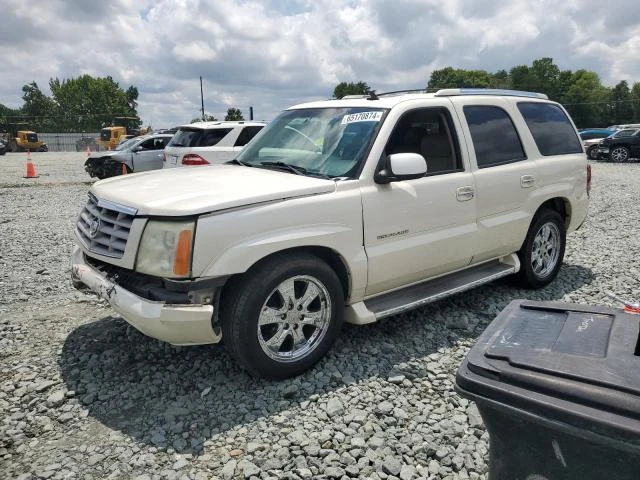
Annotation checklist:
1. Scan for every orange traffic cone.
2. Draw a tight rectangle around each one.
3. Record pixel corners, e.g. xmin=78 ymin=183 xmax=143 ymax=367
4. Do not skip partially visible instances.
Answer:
xmin=24 ymin=150 xmax=39 ymax=179
xmin=86 ymin=146 xmax=91 ymax=157
xmin=121 ymin=163 xmax=127 ymax=175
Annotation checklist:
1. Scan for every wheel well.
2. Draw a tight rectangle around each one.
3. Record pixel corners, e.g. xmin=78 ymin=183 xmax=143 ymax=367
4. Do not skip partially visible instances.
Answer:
xmin=222 ymin=246 xmax=351 ymax=300
xmin=536 ymin=197 xmax=570 ymax=229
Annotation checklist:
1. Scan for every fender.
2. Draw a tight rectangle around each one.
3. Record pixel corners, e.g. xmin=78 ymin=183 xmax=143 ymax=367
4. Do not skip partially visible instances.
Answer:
xmin=196 ymin=223 xmax=369 ymax=302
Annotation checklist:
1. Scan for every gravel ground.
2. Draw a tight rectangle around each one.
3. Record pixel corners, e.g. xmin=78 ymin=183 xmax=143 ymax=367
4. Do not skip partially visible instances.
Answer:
xmin=1 ymin=152 xmax=639 ymax=480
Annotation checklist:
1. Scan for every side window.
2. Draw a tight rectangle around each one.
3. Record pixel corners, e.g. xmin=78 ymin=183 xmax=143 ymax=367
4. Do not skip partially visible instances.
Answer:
xmin=463 ymin=105 xmax=526 ymax=168
xmin=201 ymin=128 xmax=232 ymax=147
xmin=234 ymin=126 xmax=264 ymax=147
xmin=517 ymin=102 xmax=582 ymax=155
xmin=385 ymin=108 xmax=461 ymax=175
xmin=138 ymin=138 xmax=155 ymax=150
xmin=152 ymin=138 xmax=168 ymax=149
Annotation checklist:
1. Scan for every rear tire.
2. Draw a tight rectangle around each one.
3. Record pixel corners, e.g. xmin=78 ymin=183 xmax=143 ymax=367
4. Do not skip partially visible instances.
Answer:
xmin=516 ymin=209 xmax=566 ymax=289
xmin=221 ymin=253 xmax=344 ymax=379
xmin=610 ymin=146 xmax=630 ymax=163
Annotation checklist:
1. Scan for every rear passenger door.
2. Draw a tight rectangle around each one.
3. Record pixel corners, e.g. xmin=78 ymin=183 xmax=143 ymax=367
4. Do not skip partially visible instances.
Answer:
xmin=452 ymin=98 xmax=537 ymax=263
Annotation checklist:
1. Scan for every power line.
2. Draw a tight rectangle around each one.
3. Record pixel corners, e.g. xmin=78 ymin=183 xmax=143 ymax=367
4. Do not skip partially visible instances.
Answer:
xmin=563 ymin=97 xmax=640 ymax=106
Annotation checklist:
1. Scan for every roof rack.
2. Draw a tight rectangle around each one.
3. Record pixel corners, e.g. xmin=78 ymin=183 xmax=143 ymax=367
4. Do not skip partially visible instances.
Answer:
xmin=376 ymin=89 xmax=430 ymax=97
xmin=434 ymin=88 xmax=548 ymax=100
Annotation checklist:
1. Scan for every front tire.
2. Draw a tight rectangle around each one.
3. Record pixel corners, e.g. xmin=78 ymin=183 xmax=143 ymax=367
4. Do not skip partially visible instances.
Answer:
xmin=610 ymin=146 xmax=630 ymax=163
xmin=516 ymin=209 xmax=566 ymax=288
xmin=221 ymin=253 xmax=344 ymax=379
xmin=586 ymin=145 xmax=599 ymax=160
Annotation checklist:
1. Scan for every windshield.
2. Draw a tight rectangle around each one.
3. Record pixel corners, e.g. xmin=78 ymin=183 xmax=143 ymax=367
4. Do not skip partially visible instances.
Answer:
xmin=116 ymin=138 xmax=137 ymax=151
xmin=235 ymin=107 xmax=387 ymax=178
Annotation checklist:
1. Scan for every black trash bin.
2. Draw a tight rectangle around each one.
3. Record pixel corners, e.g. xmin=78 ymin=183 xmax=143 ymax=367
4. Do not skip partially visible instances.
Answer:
xmin=456 ymin=299 xmax=640 ymax=480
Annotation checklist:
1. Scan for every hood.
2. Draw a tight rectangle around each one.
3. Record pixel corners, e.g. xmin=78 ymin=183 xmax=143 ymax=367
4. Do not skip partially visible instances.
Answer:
xmin=88 ymin=151 xmax=121 ymax=159
xmin=91 ymin=165 xmax=337 ymax=216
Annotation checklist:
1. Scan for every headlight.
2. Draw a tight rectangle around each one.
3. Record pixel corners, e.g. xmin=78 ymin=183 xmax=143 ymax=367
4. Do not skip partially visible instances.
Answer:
xmin=136 ymin=220 xmax=195 ymax=278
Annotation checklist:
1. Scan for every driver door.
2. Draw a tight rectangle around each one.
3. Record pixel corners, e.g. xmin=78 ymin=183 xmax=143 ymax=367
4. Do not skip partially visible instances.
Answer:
xmin=360 ymin=104 xmax=478 ymax=296
xmin=133 ymin=137 xmax=168 ymax=172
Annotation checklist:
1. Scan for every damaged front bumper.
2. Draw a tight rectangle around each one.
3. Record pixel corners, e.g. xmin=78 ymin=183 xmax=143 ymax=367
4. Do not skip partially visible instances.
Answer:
xmin=71 ymin=246 xmax=221 ymax=345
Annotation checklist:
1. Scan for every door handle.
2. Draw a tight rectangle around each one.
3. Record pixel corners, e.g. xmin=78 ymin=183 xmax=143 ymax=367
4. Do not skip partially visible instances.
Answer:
xmin=456 ymin=186 xmax=474 ymax=201
xmin=521 ymin=175 xmax=535 ymax=188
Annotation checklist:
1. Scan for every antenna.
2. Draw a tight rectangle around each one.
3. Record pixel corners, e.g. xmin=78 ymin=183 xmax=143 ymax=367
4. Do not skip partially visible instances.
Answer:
xmin=200 ymin=76 xmax=205 ymax=121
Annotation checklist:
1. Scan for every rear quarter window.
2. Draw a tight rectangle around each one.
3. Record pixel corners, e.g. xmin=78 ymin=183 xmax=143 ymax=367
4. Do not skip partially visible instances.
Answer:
xmin=517 ymin=102 xmax=582 ymax=155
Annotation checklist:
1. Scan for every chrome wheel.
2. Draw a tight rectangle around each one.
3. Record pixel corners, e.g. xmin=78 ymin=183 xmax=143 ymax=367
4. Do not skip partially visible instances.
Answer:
xmin=257 ymin=275 xmax=332 ymax=362
xmin=610 ymin=146 xmax=629 ymax=163
xmin=531 ymin=222 xmax=561 ymax=278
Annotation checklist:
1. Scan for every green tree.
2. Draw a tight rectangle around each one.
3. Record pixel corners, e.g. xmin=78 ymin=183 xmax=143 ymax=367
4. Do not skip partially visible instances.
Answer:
xmin=609 ymin=80 xmax=634 ymax=125
xmin=427 ymin=67 xmax=491 ymax=89
xmin=333 ymin=81 xmax=371 ymax=99
xmin=490 ymin=70 xmax=511 ymax=89
xmin=191 ymin=114 xmax=218 ymax=123
xmin=20 ymin=82 xmax=56 ymax=131
xmin=509 ymin=65 xmax=539 ymax=92
xmin=529 ymin=58 xmax=562 ymax=99
xmin=631 ymin=82 xmax=640 ymax=122
xmin=49 ymin=74 xmax=139 ymax=131
xmin=225 ymin=107 xmax=244 ymax=121
xmin=562 ymin=70 xmax=609 ymax=128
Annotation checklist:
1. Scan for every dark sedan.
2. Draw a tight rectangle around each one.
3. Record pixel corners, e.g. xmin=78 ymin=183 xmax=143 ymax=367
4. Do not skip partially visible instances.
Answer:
xmin=598 ymin=128 xmax=640 ymax=162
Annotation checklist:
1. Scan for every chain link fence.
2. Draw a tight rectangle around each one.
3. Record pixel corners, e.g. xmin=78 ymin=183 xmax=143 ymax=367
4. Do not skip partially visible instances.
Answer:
xmin=38 ymin=133 xmax=105 ymax=152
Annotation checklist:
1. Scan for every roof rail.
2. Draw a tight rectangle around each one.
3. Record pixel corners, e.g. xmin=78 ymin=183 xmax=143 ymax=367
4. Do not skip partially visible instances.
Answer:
xmin=377 ymin=89 xmax=430 ymax=97
xmin=434 ymin=88 xmax=548 ymax=100
xmin=340 ymin=94 xmax=369 ymax=99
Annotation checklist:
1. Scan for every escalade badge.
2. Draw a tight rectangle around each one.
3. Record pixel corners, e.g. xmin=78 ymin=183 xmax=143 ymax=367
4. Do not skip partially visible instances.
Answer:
xmin=89 ymin=218 xmax=101 ymax=238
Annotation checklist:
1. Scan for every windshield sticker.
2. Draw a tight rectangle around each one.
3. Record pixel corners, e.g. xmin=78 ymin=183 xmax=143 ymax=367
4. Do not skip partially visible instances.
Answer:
xmin=341 ymin=111 xmax=383 ymax=125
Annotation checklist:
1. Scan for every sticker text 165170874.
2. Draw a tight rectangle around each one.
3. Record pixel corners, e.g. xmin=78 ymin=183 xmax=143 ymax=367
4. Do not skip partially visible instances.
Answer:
xmin=341 ymin=111 xmax=383 ymax=125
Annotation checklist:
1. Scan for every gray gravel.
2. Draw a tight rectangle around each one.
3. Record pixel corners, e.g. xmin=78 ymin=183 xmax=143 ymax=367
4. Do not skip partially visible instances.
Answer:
xmin=1 ymin=153 xmax=639 ymax=479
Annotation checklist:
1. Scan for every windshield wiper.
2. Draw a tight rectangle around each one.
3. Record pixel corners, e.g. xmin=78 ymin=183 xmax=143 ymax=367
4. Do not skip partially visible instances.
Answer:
xmin=260 ymin=161 xmax=307 ymax=175
xmin=226 ymin=158 xmax=253 ymax=167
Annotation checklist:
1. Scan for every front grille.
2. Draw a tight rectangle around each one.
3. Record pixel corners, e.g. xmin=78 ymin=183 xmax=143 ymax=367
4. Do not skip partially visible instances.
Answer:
xmin=76 ymin=193 xmax=137 ymax=258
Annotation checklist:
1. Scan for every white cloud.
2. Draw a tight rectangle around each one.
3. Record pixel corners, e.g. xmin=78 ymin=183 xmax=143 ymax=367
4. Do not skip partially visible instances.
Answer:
xmin=0 ymin=0 xmax=639 ymax=127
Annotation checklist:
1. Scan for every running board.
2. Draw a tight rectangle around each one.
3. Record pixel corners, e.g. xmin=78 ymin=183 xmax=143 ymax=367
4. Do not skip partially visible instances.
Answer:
xmin=364 ymin=258 xmax=518 ymax=320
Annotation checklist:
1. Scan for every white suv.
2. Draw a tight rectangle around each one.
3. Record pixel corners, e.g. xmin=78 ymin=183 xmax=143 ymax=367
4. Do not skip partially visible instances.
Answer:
xmin=72 ymin=89 xmax=590 ymax=378
xmin=163 ymin=121 xmax=266 ymax=167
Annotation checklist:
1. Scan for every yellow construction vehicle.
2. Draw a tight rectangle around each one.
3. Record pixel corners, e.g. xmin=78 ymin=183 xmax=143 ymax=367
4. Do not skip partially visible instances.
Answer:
xmin=4 ymin=123 xmax=48 ymax=152
xmin=97 ymin=117 xmax=146 ymax=150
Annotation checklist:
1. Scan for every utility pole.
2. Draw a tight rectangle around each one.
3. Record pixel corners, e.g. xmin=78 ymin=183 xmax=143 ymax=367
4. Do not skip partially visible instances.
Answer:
xmin=200 ymin=76 xmax=205 ymax=121
xmin=249 ymin=106 xmax=254 ymax=120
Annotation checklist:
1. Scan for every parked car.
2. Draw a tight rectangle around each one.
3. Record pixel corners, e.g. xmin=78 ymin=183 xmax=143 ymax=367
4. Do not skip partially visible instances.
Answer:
xmin=75 ymin=135 xmax=99 ymax=152
xmin=0 ymin=138 xmax=7 ymax=155
xmin=579 ymin=128 xmax=615 ymax=160
xmin=163 ymin=121 xmax=266 ymax=167
xmin=597 ymin=128 xmax=640 ymax=162
xmin=84 ymin=133 xmax=174 ymax=179
xmin=72 ymin=88 xmax=589 ymax=378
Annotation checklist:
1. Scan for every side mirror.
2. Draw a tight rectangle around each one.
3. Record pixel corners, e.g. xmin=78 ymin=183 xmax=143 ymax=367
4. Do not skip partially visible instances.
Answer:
xmin=375 ymin=153 xmax=427 ymax=184
xmin=132 ymin=145 xmax=144 ymax=152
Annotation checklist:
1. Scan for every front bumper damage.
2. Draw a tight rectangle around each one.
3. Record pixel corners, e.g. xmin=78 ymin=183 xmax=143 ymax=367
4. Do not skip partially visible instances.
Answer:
xmin=71 ymin=246 xmax=221 ymax=345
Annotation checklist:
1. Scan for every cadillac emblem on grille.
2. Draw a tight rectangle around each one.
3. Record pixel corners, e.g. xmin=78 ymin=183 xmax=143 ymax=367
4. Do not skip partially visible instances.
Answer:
xmin=89 ymin=218 xmax=101 ymax=238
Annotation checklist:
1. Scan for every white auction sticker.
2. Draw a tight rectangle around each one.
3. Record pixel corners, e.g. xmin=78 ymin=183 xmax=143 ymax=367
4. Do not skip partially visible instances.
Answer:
xmin=341 ymin=111 xmax=383 ymax=125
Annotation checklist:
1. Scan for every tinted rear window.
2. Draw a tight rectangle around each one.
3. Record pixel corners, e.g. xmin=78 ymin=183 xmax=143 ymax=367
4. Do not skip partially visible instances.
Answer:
xmin=463 ymin=105 xmax=526 ymax=168
xmin=168 ymin=127 xmax=233 ymax=147
xmin=517 ymin=102 xmax=582 ymax=155
xmin=234 ymin=126 xmax=264 ymax=147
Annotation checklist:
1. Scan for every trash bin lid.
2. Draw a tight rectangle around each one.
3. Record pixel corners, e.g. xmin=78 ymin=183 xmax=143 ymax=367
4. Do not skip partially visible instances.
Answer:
xmin=456 ymin=300 xmax=640 ymax=443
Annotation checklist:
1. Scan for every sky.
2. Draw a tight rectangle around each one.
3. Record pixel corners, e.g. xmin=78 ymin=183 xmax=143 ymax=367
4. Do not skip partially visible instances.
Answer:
xmin=1 ymin=0 xmax=639 ymax=128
